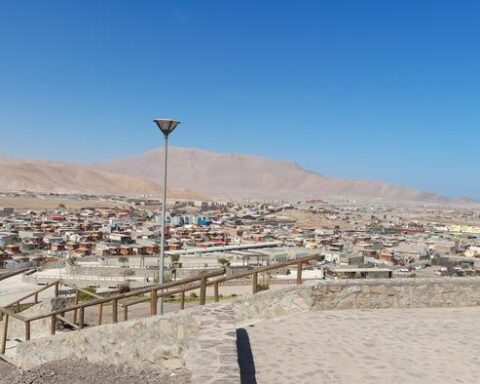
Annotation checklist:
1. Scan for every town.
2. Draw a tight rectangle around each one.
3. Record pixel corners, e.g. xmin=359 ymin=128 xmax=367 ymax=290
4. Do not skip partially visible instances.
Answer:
xmin=2 ymin=191 xmax=480 ymax=298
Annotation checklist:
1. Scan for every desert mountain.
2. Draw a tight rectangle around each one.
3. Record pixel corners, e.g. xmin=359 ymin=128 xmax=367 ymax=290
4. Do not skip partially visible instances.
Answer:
xmin=0 ymin=157 xmax=205 ymax=199
xmin=92 ymin=146 xmax=452 ymax=203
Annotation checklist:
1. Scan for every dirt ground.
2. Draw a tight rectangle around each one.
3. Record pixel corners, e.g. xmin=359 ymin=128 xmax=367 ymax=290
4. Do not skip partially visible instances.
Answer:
xmin=0 ymin=359 xmax=190 ymax=384
xmin=0 ymin=197 xmax=126 ymax=211
xmin=265 ymin=210 xmax=347 ymax=228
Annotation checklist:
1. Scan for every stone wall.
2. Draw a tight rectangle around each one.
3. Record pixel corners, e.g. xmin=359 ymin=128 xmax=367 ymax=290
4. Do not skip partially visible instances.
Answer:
xmin=13 ymin=302 xmax=240 ymax=384
xmin=232 ymin=277 xmax=480 ymax=325
xmin=11 ymin=277 xmax=480 ymax=382
xmin=311 ymin=277 xmax=480 ymax=311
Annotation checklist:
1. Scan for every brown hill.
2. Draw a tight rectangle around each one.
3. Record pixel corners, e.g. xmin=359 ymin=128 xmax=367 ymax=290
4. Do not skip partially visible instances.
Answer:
xmin=92 ymin=146 xmax=452 ymax=203
xmin=0 ymin=157 xmax=206 ymax=200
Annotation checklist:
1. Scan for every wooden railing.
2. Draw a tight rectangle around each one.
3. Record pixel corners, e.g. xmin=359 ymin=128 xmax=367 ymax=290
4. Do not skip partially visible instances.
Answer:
xmin=0 ymin=254 xmax=319 ymax=355
xmin=0 ymin=267 xmax=35 ymax=282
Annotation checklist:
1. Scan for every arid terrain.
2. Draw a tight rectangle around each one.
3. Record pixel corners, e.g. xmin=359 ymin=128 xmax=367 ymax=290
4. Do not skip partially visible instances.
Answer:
xmin=0 ymin=147 xmax=467 ymax=203
xmin=0 ymin=157 xmax=206 ymax=200
xmin=0 ymin=359 xmax=190 ymax=384
xmin=93 ymin=146 xmax=453 ymax=202
xmin=0 ymin=196 xmax=128 ymax=210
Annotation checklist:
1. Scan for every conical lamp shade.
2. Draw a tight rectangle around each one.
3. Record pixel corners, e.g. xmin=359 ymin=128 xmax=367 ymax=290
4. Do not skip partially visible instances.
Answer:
xmin=153 ymin=119 xmax=180 ymax=136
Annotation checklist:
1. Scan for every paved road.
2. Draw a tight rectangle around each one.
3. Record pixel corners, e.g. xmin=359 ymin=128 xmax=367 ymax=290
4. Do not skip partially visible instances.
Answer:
xmin=240 ymin=307 xmax=480 ymax=384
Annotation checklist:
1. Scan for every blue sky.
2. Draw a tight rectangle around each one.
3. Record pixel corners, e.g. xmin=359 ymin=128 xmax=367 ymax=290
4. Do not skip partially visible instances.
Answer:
xmin=0 ymin=0 xmax=479 ymax=198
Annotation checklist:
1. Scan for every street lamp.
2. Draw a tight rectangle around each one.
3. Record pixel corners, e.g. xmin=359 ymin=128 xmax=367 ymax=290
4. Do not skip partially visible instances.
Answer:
xmin=153 ymin=118 xmax=180 ymax=314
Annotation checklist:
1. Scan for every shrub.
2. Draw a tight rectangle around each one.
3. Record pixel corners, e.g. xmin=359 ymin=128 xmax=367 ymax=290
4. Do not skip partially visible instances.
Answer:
xmin=256 ymin=282 xmax=269 ymax=292
xmin=118 ymin=283 xmax=130 ymax=294
xmin=78 ymin=286 xmax=97 ymax=302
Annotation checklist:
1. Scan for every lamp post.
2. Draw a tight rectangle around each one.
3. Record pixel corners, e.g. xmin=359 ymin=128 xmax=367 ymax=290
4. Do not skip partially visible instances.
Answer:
xmin=153 ymin=118 xmax=180 ymax=314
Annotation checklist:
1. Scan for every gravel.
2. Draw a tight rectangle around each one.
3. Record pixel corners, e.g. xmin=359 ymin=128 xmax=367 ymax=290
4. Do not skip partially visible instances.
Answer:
xmin=0 ymin=359 xmax=191 ymax=384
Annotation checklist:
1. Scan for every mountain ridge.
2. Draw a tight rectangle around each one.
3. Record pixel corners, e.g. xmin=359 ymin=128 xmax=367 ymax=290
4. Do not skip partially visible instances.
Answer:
xmin=0 ymin=156 xmax=206 ymax=200
xmin=91 ymin=146 xmax=462 ymax=203
xmin=0 ymin=147 xmax=474 ymax=204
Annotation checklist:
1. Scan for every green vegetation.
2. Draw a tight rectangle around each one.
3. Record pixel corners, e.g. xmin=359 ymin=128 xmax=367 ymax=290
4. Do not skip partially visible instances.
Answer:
xmin=217 ymin=257 xmax=231 ymax=267
xmin=78 ymin=286 xmax=97 ymax=302
xmin=256 ymin=282 xmax=270 ymax=291
xmin=22 ymin=243 xmax=38 ymax=251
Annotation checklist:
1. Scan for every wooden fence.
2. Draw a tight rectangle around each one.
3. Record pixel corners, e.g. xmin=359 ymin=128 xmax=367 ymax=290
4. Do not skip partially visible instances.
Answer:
xmin=0 ymin=254 xmax=319 ymax=355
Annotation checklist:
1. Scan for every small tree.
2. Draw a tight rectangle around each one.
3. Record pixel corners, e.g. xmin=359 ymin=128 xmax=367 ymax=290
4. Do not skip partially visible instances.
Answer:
xmin=118 ymin=256 xmax=129 ymax=266
xmin=170 ymin=254 xmax=181 ymax=268
xmin=218 ymin=257 xmax=231 ymax=267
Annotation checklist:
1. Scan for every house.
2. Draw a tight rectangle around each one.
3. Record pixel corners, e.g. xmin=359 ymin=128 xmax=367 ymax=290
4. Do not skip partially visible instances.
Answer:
xmin=3 ymin=256 xmax=30 ymax=269
xmin=5 ymin=244 xmax=21 ymax=255
xmin=0 ymin=232 xmax=17 ymax=247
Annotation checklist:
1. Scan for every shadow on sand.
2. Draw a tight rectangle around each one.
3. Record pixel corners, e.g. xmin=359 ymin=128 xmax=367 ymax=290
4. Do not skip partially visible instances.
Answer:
xmin=236 ymin=328 xmax=257 ymax=384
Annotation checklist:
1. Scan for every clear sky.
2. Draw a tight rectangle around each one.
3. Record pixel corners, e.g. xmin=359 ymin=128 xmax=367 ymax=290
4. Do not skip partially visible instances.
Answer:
xmin=0 ymin=1 xmax=479 ymax=199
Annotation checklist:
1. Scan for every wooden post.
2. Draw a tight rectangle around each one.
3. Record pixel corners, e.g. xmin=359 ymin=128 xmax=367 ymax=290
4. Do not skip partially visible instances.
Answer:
xmin=214 ymin=282 xmax=220 ymax=302
xmin=200 ymin=277 xmax=207 ymax=305
xmin=252 ymin=272 xmax=258 ymax=294
xmin=180 ymin=291 xmax=185 ymax=310
xmin=112 ymin=299 xmax=118 ymax=323
xmin=123 ymin=306 xmax=128 ymax=321
xmin=151 ymin=289 xmax=157 ymax=316
xmin=54 ymin=281 xmax=59 ymax=297
xmin=25 ymin=320 xmax=31 ymax=341
xmin=79 ymin=307 xmax=85 ymax=329
xmin=97 ymin=304 xmax=103 ymax=326
xmin=296 ymin=262 xmax=303 ymax=285
xmin=34 ymin=292 xmax=39 ymax=304
xmin=1 ymin=314 xmax=9 ymax=355
xmin=50 ymin=314 xmax=56 ymax=335
xmin=73 ymin=292 xmax=79 ymax=325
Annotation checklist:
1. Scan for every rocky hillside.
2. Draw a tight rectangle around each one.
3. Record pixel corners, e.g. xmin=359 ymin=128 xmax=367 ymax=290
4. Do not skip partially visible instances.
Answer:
xmin=93 ymin=146 xmax=451 ymax=203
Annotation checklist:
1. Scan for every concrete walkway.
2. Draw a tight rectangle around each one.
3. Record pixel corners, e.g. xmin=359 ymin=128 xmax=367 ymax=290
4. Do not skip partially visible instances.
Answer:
xmin=239 ymin=307 xmax=480 ymax=384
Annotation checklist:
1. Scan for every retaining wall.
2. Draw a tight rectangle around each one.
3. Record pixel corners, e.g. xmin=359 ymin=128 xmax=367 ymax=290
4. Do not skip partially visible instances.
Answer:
xmin=11 ymin=277 xmax=480 ymax=382
xmin=232 ymin=277 xmax=480 ymax=325
xmin=14 ymin=303 xmax=240 ymax=384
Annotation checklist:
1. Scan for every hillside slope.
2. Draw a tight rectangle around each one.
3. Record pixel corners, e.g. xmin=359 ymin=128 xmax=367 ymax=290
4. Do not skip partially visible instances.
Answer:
xmin=0 ymin=157 xmax=205 ymax=199
xmin=93 ymin=146 xmax=450 ymax=202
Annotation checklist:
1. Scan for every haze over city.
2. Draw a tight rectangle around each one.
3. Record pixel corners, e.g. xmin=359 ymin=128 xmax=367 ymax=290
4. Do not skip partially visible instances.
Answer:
xmin=1 ymin=1 xmax=480 ymax=198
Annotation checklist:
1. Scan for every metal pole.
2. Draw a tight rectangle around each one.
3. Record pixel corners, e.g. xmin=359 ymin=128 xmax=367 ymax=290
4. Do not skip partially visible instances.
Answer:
xmin=158 ymin=135 xmax=169 ymax=314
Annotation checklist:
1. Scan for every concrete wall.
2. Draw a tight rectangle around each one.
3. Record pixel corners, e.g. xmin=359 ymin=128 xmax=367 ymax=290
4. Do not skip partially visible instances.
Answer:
xmin=66 ymin=264 xmax=157 ymax=279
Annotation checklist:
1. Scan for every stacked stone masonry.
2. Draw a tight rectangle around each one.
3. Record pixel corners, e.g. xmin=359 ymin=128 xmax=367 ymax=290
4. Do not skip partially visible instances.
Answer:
xmin=9 ymin=277 xmax=480 ymax=383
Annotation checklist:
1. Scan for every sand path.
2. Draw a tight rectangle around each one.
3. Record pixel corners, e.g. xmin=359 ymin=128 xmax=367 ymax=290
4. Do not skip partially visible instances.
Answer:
xmin=240 ymin=307 xmax=480 ymax=384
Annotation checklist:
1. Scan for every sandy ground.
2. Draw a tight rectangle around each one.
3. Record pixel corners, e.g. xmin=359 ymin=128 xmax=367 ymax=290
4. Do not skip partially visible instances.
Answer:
xmin=241 ymin=307 xmax=480 ymax=384
xmin=0 ymin=359 xmax=190 ymax=384
xmin=265 ymin=210 xmax=348 ymax=229
xmin=0 ymin=197 xmax=126 ymax=211
xmin=0 ymin=274 xmax=56 ymax=307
